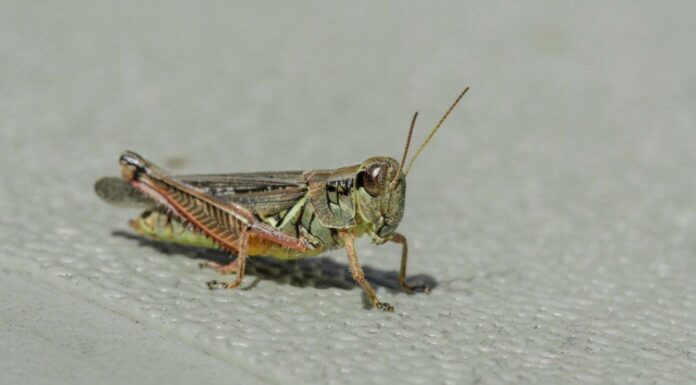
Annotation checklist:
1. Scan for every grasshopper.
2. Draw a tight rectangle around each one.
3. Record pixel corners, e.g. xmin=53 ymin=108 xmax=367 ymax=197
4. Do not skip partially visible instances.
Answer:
xmin=95 ymin=87 xmax=469 ymax=311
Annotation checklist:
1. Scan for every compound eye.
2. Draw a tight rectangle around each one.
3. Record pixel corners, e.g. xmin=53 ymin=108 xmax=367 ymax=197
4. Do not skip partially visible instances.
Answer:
xmin=363 ymin=163 xmax=388 ymax=196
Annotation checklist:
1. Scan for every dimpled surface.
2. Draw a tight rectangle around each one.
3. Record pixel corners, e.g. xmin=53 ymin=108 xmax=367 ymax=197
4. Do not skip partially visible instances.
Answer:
xmin=1 ymin=2 xmax=695 ymax=384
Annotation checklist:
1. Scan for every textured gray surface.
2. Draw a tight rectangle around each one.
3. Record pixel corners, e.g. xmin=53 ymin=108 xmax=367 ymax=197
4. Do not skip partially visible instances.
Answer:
xmin=1 ymin=1 xmax=695 ymax=384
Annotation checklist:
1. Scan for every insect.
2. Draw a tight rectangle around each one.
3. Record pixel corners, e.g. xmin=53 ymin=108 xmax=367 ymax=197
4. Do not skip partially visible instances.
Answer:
xmin=95 ymin=87 xmax=469 ymax=311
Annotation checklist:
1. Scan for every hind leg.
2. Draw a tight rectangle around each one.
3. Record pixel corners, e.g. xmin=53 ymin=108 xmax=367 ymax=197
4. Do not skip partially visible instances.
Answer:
xmin=205 ymin=229 xmax=249 ymax=289
xmin=199 ymin=259 xmax=240 ymax=275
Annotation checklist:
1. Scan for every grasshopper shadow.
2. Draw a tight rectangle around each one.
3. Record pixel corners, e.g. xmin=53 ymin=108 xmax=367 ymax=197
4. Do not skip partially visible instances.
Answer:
xmin=112 ymin=231 xmax=438 ymax=296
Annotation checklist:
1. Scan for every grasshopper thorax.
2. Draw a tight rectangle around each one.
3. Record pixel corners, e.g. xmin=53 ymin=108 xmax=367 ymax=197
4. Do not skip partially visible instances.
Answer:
xmin=354 ymin=156 xmax=406 ymax=242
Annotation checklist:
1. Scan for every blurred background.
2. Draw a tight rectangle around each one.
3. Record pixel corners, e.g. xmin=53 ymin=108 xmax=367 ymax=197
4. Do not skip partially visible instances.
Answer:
xmin=1 ymin=2 xmax=695 ymax=384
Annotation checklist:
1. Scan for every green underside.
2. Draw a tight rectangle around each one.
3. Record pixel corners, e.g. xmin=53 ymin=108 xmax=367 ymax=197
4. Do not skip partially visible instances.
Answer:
xmin=130 ymin=210 xmax=219 ymax=250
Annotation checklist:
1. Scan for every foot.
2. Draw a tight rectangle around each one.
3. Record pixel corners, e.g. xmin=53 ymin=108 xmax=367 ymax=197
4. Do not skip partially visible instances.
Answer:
xmin=375 ymin=301 xmax=395 ymax=312
xmin=206 ymin=279 xmax=241 ymax=290
xmin=400 ymin=281 xmax=431 ymax=294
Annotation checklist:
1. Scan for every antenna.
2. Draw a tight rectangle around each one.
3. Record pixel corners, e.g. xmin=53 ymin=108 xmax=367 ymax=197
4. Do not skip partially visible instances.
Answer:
xmin=404 ymin=87 xmax=469 ymax=175
xmin=392 ymin=111 xmax=418 ymax=187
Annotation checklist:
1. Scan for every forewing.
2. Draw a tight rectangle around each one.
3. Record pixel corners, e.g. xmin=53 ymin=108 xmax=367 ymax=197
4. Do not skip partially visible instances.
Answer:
xmin=178 ymin=171 xmax=308 ymax=216
xmin=178 ymin=171 xmax=306 ymax=194
xmin=95 ymin=171 xmax=308 ymax=216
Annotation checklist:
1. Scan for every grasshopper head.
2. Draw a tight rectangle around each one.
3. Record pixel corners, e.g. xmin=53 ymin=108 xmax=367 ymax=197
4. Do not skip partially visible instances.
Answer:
xmin=355 ymin=87 xmax=469 ymax=242
xmin=355 ymin=156 xmax=406 ymax=242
